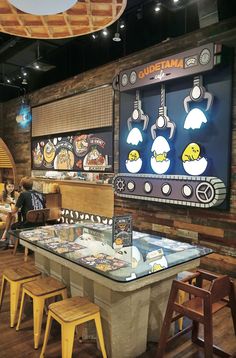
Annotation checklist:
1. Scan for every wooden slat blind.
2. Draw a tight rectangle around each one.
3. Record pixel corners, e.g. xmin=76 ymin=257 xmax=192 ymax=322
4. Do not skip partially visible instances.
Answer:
xmin=32 ymin=85 xmax=113 ymax=137
xmin=0 ymin=147 xmax=12 ymax=168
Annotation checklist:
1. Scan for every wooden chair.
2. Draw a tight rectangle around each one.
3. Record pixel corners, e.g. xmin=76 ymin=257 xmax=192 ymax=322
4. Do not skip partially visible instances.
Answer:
xmin=40 ymin=296 xmax=107 ymax=358
xmin=16 ymin=276 xmax=67 ymax=349
xmin=0 ymin=264 xmax=41 ymax=327
xmin=156 ymin=269 xmax=236 ymax=358
xmin=13 ymin=208 xmax=50 ymax=260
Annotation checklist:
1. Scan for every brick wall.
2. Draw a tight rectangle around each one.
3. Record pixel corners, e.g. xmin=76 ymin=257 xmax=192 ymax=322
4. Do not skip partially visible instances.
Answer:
xmin=1 ymin=17 xmax=236 ymax=256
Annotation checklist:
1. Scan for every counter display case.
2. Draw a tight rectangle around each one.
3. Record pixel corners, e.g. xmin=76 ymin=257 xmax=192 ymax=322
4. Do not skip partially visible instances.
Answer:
xmin=16 ymin=222 xmax=211 ymax=282
xmin=13 ymin=222 xmax=212 ymax=358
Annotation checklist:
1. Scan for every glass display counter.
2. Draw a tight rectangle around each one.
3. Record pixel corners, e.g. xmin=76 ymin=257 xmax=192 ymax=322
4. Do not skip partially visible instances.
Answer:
xmin=16 ymin=223 xmax=211 ymax=282
xmin=12 ymin=223 xmax=212 ymax=358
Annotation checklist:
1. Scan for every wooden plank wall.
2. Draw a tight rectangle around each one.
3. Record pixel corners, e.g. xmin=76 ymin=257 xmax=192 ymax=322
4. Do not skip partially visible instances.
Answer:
xmin=0 ymin=17 xmax=236 ymax=262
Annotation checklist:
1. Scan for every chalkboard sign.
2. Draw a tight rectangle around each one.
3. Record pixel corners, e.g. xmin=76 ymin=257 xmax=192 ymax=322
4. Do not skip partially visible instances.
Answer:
xmin=31 ymin=128 xmax=113 ymax=172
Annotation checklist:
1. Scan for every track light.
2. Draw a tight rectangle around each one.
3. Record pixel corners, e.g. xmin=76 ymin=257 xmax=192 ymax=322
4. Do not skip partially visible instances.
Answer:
xmin=113 ymin=32 xmax=121 ymax=42
xmin=155 ymin=3 xmax=161 ymax=12
xmin=120 ymin=20 xmax=125 ymax=29
xmin=102 ymin=28 xmax=108 ymax=36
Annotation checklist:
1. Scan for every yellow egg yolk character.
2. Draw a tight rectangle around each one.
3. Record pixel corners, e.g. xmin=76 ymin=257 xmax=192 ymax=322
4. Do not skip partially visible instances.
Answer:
xmin=128 ymin=150 xmax=140 ymax=161
xmin=182 ymin=143 xmax=201 ymax=162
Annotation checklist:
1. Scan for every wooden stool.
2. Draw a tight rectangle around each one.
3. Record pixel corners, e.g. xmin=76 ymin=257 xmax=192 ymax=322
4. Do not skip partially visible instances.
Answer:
xmin=16 ymin=276 xmax=67 ymax=349
xmin=40 ymin=296 xmax=107 ymax=358
xmin=156 ymin=269 xmax=236 ymax=358
xmin=0 ymin=264 xmax=41 ymax=327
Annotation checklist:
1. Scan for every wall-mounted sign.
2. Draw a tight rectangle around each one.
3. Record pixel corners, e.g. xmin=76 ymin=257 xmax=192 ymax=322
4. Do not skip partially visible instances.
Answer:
xmin=114 ymin=43 xmax=233 ymax=209
xmin=32 ymin=129 xmax=113 ymax=172
xmin=114 ymin=43 xmax=222 ymax=92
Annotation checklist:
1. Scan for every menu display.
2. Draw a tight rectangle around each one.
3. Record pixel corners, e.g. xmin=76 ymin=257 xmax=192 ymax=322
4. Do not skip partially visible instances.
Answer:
xmin=32 ymin=129 xmax=113 ymax=172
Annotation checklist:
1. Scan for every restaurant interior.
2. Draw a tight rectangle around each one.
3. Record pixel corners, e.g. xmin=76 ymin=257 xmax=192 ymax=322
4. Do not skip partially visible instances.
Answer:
xmin=0 ymin=0 xmax=236 ymax=357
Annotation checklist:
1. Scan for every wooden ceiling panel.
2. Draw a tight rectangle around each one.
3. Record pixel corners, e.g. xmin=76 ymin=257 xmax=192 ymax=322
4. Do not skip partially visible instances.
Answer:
xmin=0 ymin=0 xmax=127 ymax=39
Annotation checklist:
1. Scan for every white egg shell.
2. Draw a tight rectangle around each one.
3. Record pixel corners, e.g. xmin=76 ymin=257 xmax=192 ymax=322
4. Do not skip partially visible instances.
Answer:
xmin=151 ymin=136 xmax=170 ymax=155
xmin=184 ymin=108 xmax=207 ymax=130
xmin=183 ymin=157 xmax=208 ymax=175
xmin=125 ymin=157 xmax=142 ymax=173
xmin=151 ymin=157 xmax=170 ymax=174
xmin=127 ymin=127 xmax=143 ymax=145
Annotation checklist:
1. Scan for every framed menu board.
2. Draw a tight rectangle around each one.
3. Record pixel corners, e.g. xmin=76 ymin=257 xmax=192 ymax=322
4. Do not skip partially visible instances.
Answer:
xmin=31 ymin=128 xmax=113 ymax=172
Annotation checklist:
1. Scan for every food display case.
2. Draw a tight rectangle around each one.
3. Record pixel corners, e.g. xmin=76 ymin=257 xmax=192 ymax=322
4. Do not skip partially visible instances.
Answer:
xmin=13 ymin=222 xmax=212 ymax=358
xmin=17 ymin=223 xmax=211 ymax=282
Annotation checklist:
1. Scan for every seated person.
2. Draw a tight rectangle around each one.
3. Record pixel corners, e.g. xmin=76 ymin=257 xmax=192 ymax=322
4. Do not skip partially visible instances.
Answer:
xmin=0 ymin=180 xmax=19 ymax=238
xmin=1 ymin=176 xmax=46 ymax=244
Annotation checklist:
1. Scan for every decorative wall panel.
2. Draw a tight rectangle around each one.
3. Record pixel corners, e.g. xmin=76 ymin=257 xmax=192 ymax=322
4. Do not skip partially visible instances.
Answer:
xmin=32 ymin=85 xmax=113 ymax=137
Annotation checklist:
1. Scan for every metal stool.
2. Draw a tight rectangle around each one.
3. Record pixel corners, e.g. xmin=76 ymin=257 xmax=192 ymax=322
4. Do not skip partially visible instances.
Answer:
xmin=40 ymin=296 xmax=107 ymax=358
xmin=156 ymin=269 xmax=236 ymax=358
xmin=0 ymin=264 xmax=41 ymax=327
xmin=16 ymin=276 xmax=67 ymax=349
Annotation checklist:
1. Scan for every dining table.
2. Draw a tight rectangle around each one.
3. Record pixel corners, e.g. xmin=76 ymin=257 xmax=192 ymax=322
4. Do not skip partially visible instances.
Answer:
xmin=11 ymin=221 xmax=212 ymax=358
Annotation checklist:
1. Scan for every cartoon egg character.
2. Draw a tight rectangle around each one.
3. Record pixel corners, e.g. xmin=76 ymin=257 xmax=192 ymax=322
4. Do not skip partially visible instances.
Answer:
xmin=150 ymin=136 xmax=170 ymax=174
xmin=182 ymin=143 xmax=201 ymax=162
xmin=182 ymin=142 xmax=208 ymax=175
xmin=126 ymin=150 xmax=142 ymax=173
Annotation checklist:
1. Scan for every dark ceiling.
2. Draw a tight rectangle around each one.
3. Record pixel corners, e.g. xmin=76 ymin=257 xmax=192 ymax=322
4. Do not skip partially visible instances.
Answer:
xmin=0 ymin=0 xmax=235 ymax=102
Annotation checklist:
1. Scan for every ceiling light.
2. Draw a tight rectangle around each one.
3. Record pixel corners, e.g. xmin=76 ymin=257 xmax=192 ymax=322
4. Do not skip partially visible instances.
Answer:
xmin=35 ymin=64 xmax=40 ymax=70
xmin=120 ymin=20 xmax=125 ymax=29
xmin=113 ymin=32 xmax=122 ymax=42
xmin=22 ymin=78 xmax=28 ymax=85
xmin=102 ymin=28 xmax=108 ymax=36
xmin=155 ymin=3 xmax=161 ymax=12
xmin=92 ymin=34 xmax=97 ymax=40
xmin=173 ymin=0 xmax=179 ymax=3
xmin=6 ymin=78 xmax=11 ymax=83
xmin=8 ymin=0 xmax=77 ymax=16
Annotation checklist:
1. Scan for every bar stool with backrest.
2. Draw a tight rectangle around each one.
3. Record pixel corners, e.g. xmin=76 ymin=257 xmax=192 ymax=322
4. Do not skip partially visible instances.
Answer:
xmin=0 ymin=264 xmax=41 ymax=327
xmin=156 ymin=269 xmax=236 ymax=358
xmin=40 ymin=296 xmax=107 ymax=358
xmin=16 ymin=276 xmax=67 ymax=349
xmin=12 ymin=208 xmax=50 ymax=260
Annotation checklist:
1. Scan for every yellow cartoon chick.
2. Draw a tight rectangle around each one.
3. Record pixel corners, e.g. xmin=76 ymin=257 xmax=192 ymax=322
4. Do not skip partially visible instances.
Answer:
xmin=153 ymin=151 xmax=167 ymax=162
xmin=128 ymin=150 xmax=140 ymax=161
xmin=182 ymin=143 xmax=201 ymax=162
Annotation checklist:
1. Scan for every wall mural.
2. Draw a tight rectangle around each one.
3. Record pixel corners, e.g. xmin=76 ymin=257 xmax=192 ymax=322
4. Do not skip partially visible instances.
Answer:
xmin=113 ymin=43 xmax=233 ymax=209
xmin=32 ymin=129 xmax=113 ymax=172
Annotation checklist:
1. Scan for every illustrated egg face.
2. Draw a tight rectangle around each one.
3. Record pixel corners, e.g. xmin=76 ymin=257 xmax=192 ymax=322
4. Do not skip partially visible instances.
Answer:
xmin=183 ymin=156 xmax=208 ymax=175
xmin=150 ymin=136 xmax=170 ymax=174
xmin=126 ymin=150 xmax=142 ymax=173
xmin=182 ymin=143 xmax=201 ymax=162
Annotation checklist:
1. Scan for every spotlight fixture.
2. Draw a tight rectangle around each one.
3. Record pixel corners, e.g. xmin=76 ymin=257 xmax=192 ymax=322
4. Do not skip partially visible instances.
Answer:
xmin=155 ymin=3 xmax=161 ymax=12
xmin=102 ymin=28 xmax=108 ymax=36
xmin=136 ymin=7 xmax=143 ymax=20
xmin=113 ymin=32 xmax=122 ymax=42
xmin=120 ymin=20 xmax=125 ymax=29
xmin=6 ymin=78 xmax=11 ymax=83
xmin=92 ymin=33 xmax=97 ymax=39
xmin=22 ymin=78 xmax=28 ymax=85
xmin=173 ymin=0 xmax=179 ymax=3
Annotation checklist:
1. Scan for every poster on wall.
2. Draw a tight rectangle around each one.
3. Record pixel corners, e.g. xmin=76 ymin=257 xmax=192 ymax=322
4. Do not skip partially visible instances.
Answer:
xmin=113 ymin=43 xmax=233 ymax=209
xmin=31 ymin=128 xmax=113 ymax=172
